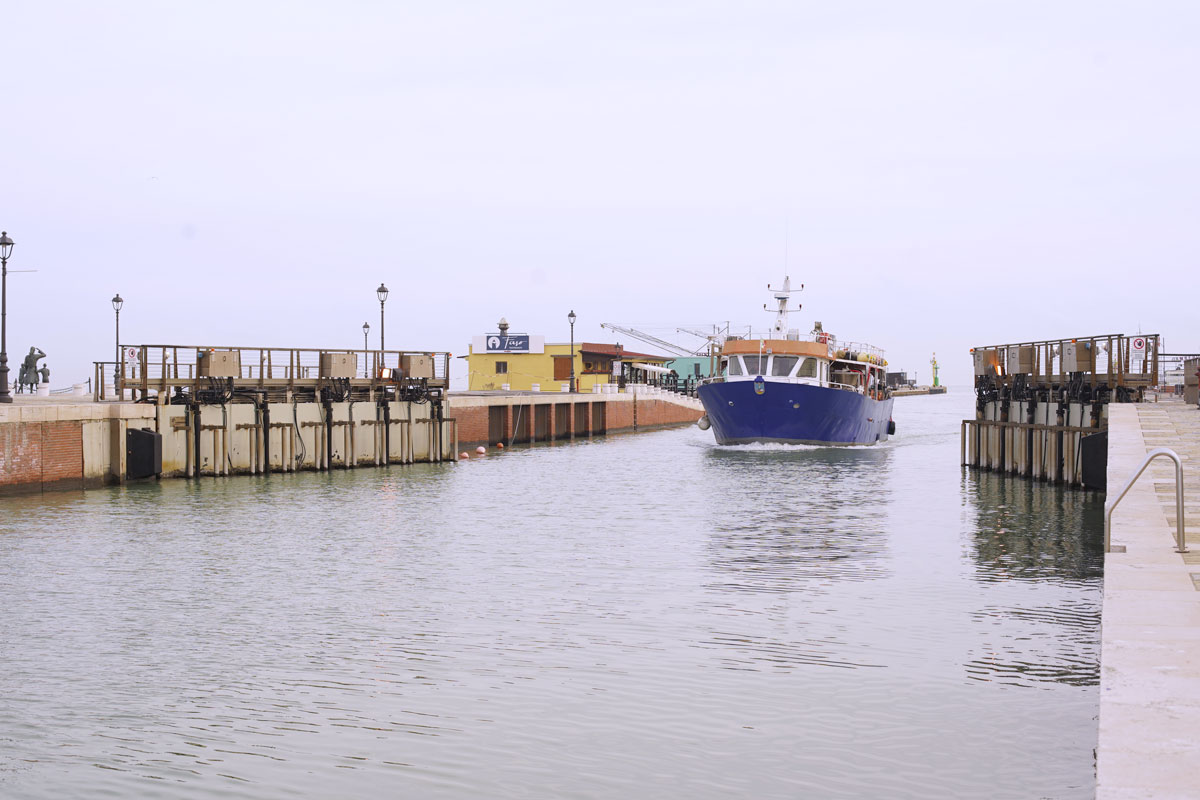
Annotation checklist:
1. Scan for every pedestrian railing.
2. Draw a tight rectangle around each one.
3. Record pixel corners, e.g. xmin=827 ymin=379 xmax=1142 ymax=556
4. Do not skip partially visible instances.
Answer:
xmin=1104 ymin=447 xmax=1187 ymax=553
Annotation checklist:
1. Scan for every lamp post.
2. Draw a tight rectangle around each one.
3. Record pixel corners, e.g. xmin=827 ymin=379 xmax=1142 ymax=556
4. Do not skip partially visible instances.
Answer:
xmin=362 ymin=321 xmax=370 ymax=377
xmin=0 ymin=231 xmax=13 ymax=403
xmin=112 ymin=293 xmax=123 ymax=365
xmin=376 ymin=283 xmax=389 ymax=352
xmin=567 ymin=309 xmax=577 ymax=392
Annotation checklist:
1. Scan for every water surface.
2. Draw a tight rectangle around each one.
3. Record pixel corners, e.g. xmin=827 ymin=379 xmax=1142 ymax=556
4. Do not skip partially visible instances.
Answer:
xmin=1 ymin=391 xmax=1102 ymax=798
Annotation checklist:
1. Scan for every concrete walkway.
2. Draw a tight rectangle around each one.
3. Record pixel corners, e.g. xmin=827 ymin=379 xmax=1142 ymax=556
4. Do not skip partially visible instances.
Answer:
xmin=1097 ymin=397 xmax=1200 ymax=799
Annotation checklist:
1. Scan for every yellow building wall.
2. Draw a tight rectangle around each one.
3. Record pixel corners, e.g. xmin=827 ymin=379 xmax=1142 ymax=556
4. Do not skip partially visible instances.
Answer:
xmin=467 ymin=345 xmax=613 ymax=392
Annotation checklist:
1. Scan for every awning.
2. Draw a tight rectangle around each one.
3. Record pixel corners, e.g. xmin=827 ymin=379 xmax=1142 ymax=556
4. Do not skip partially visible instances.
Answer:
xmin=629 ymin=362 xmax=672 ymax=375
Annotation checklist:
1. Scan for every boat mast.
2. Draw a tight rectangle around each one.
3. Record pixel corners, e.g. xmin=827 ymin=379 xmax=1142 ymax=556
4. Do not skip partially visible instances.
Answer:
xmin=764 ymin=276 xmax=803 ymax=338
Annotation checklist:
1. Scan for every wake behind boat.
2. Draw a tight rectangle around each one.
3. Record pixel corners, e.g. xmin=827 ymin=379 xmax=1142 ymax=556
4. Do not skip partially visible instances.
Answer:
xmin=696 ymin=278 xmax=895 ymax=446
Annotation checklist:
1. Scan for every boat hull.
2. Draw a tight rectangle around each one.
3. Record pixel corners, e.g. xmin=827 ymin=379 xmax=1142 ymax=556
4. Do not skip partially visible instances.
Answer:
xmin=698 ymin=380 xmax=894 ymax=446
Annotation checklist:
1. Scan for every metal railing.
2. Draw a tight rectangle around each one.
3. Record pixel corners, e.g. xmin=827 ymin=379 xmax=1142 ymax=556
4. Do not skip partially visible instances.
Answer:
xmin=970 ymin=333 xmax=1160 ymax=390
xmin=107 ymin=344 xmax=452 ymax=400
xmin=1104 ymin=447 xmax=1187 ymax=554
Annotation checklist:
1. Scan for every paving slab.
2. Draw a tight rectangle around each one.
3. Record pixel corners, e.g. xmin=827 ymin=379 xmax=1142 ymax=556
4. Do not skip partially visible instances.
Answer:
xmin=1097 ymin=398 xmax=1200 ymax=799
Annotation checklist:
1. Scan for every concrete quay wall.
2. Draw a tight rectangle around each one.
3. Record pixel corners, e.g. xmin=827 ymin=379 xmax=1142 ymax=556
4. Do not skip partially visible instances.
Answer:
xmin=2 ymin=391 xmax=704 ymax=494
xmin=1097 ymin=399 xmax=1200 ymax=798
xmin=1 ymin=399 xmax=455 ymax=494
xmin=447 ymin=390 xmax=704 ymax=448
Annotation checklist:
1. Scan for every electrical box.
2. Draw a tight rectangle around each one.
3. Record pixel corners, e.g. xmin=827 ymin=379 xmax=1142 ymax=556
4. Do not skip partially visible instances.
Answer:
xmin=1006 ymin=345 xmax=1034 ymax=375
xmin=973 ymin=349 xmax=1000 ymax=377
xmin=1062 ymin=341 xmax=1095 ymax=373
xmin=197 ymin=350 xmax=240 ymax=377
xmin=401 ymin=354 xmax=434 ymax=380
xmin=320 ymin=352 xmax=357 ymax=378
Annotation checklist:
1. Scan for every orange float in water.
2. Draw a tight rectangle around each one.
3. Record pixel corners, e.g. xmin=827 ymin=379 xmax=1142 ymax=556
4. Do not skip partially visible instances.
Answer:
xmin=476 ymin=446 xmax=487 ymax=454
xmin=459 ymin=451 xmax=470 ymax=460
xmin=496 ymin=442 xmax=505 ymax=449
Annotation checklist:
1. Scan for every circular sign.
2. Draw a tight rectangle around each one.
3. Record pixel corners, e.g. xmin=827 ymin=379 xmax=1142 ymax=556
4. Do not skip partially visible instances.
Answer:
xmin=1132 ymin=337 xmax=1146 ymax=351
xmin=126 ymin=347 xmax=139 ymax=360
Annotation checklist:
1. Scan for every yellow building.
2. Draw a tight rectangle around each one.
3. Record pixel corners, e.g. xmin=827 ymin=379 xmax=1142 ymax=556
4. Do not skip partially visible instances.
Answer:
xmin=466 ymin=338 xmax=670 ymax=392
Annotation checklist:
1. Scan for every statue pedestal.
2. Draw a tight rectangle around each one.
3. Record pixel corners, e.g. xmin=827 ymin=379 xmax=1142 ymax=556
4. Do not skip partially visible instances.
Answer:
xmin=37 ymin=383 xmax=50 ymax=397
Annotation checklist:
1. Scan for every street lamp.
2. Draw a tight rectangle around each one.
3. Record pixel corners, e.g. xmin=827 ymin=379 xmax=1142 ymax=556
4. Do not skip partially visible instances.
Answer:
xmin=568 ymin=309 xmax=577 ymax=392
xmin=0 ymin=231 xmax=13 ymax=403
xmin=112 ymin=293 xmax=123 ymax=365
xmin=376 ymin=283 xmax=389 ymax=352
xmin=362 ymin=321 xmax=370 ymax=377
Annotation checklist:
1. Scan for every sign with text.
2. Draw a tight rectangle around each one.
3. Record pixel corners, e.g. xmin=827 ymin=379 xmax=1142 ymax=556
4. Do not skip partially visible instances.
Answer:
xmin=472 ymin=334 xmax=545 ymax=354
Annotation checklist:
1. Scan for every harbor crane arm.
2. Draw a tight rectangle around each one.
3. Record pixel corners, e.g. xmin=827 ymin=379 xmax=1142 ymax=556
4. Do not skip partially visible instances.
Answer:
xmin=599 ymin=323 xmax=694 ymax=357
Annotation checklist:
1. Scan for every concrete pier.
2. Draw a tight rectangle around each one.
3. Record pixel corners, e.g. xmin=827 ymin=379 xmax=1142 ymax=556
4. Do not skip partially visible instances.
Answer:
xmin=1097 ymin=396 xmax=1200 ymax=798
xmin=1 ymin=389 xmax=705 ymax=495
xmin=447 ymin=388 xmax=703 ymax=448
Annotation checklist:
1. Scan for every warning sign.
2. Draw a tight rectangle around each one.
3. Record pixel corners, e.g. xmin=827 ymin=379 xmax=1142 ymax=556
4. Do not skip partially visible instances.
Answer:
xmin=125 ymin=347 xmax=139 ymax=360
xmin=1131 ymin=337 xmax=1146 ymax=352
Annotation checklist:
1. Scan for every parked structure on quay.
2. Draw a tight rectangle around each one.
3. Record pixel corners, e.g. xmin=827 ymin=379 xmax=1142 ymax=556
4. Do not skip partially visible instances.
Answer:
xmin=961 ymin=333 xmax=1160 ymax=489
xmin=465 ymin=318 xmax=674 ymax=393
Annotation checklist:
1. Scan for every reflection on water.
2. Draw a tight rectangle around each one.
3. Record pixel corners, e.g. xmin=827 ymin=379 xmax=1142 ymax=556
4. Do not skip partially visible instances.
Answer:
xmin=703 ymin=444 xmax=893 ymax=590
xmin=963 ymin=472 xmax=1104 ymax=687
xmin=0 ymin=392 xmax=1102 ymax=799
xmin=966 ymin=472 xmax=1104 ymax=585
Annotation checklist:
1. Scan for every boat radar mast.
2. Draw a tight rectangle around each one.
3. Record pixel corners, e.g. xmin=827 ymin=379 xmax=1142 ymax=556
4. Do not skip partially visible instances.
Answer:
xmin=764 ymin=277 xmax=803 ymax=337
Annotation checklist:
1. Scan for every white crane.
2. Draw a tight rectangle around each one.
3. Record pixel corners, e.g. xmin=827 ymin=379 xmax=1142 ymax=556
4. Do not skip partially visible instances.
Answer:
xmin=598 ymin=323 xmax=696 ymax=357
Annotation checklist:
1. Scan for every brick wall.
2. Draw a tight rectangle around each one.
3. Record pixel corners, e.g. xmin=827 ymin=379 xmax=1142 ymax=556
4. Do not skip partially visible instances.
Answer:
xmin=451 ymin=406 xmax=490 ymax=448
xmin=0 ymin=420 xmax=85 ymax=494
xmin=448 ymin=396 xmax=702 ymax=447
xmin=625 ymin=398 xmax=704 ymax=430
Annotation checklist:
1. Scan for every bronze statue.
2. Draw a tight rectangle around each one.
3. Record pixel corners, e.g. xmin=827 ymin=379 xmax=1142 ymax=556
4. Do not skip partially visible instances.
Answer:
xmin=17 ymin=347 xmax=45 ymax=394
xmin=39 ymin=364 xmax=50 ymax=384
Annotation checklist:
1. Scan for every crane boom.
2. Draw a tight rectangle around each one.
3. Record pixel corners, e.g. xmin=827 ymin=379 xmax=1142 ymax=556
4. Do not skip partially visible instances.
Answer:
xmin=599 ymin=323 xmax=694 ymax=357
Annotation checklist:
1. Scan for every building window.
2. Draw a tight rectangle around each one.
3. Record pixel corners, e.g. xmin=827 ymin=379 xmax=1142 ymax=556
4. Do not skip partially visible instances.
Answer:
xmin=495 ymin=361 xmax=508 ymax=374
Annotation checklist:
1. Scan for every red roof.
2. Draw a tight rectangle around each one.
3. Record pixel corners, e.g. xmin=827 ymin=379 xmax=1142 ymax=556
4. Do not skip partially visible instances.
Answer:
xmin=579 ymin=343 xmax=670 ymax=362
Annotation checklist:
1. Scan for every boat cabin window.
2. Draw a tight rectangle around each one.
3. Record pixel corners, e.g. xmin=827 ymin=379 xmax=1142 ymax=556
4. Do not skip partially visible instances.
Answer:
xmin=742 ymin=355 xmax=765 ymax=374
xmin=726 ymin=357 xmax=743 ymax=376
xmin=798 ymin=358 xmax=818 ymax=378
xmin=771 ymin=356 xmax=798 ymax=377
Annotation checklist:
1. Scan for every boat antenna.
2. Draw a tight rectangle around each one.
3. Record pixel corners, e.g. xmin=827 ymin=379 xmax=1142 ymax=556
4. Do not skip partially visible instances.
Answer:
xmin=764 ymin=276 xmax=803 ymax=337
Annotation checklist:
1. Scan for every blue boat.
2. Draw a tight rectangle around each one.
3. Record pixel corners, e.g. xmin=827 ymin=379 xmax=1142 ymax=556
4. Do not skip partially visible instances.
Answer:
xmin=697 ymin=278 xmax=895 ymax=446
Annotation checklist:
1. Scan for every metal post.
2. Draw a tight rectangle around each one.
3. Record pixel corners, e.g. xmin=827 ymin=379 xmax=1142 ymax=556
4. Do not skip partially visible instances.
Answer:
xmin=362 ymin=322 xmax=370 ymax=378
xmin=377 ymin=283 xmax=388 ymax=354
xmin=0 ymin=232 xmax=12 ymax=403
xmin=111 ymin=294 xmax=124 ymax=398
xmin=568 ymin=309 xmax=576 ymax=392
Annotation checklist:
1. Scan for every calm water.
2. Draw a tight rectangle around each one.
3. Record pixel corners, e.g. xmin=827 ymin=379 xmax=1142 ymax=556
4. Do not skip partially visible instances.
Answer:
xmin=1 ymin=391 xmax=1103 ymax=799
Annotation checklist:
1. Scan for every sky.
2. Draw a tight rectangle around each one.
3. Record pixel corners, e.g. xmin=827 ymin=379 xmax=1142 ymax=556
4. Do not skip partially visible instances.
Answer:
xmin=3 ymin=0 xmax=1197 ymax=389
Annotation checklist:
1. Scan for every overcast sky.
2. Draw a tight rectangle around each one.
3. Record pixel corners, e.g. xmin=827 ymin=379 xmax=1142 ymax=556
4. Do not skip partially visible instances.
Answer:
xmin=3 ymin=1 xmax=1196 ymax=388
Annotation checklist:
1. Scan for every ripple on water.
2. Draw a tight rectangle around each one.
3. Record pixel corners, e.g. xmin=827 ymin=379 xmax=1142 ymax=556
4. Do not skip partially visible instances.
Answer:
xmin=0 ymin=392 xmax=1103 ymax=799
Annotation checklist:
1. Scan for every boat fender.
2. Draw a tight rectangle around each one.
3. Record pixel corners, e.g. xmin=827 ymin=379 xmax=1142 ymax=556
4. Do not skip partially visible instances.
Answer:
xmin=697 ymin=415 xmax=711 ymax=431
xmin=887 ymin=419 xmax=896 ymax=435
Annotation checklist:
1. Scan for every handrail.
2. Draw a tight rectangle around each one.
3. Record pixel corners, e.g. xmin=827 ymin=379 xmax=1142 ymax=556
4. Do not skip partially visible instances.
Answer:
xmin=1104 ymin=447 xmax=1187 ymax=553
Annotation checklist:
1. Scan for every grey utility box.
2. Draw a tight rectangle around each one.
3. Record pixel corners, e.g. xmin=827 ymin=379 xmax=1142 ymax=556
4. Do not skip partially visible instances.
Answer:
xmin=320 ymin=352 xmax=358 ymax=378
xmin=973 ymin=349 xmax=1000 ymax=377
xmin=197 ymin=350 xmax=241 ymax=377
xmin=401 ymin=354 xmax=434 ymax=379
xmin=1006 ymin=345 xmax=1035 ymax=375
xmin=1062 ymin=342 xmax=1095 ymax=373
